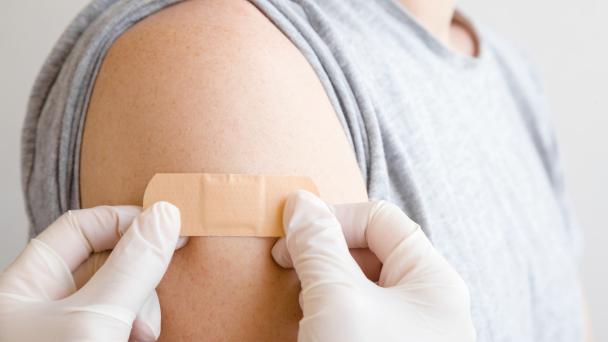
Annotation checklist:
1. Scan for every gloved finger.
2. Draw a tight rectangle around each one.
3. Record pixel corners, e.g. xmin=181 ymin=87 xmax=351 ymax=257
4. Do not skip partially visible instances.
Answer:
xmin=176 ymin=236 xmax=190 ymax=250
xmin=73 ymin=251 xmax=111 ymax=290
xmin=317 ymin=200 xmax=436 ymax=286
xmin=130 ymin=291 xmax=161 ymax=342
xmin=75 ymin=256 xmax=163 ymax=341
xmin=331 ymin=202 xmax=374 ymax=249
xmin=273 ymin=200 xmax=382 ymax=278
xmin=271 ymin=238 xmax=290 ymax=268
xmin=278 ymin=190 xmax=365 ymax=290
xmin=319 ymin=200 xmax=422 ymax=263
xmin=272 ymin=240 xmax=382 ymax=281
xmin=349 ymin=248 xmax=382 ymax=281
xmin=71 ymin=201 xmax=180 ymax=320
xmin=271 ymin=201 xmax=373 ymax=268
xmin=0 ymin=239 xmax=77 ymax=300
xmin=73 ymin=257 xmax=163 ymax=341
xmin=37 ymin=205 xmax=141 ymax=272
xmin=362 ymin=200 xmax=420 ymax=263
xmin=0 ymin=206 xmax=140 ymax=301
xmin=378 ymin=226 xmax=465 ymax=289
xmin=327 ymin=202 xmax=383 ymax=281
xmin=362 ymin=201 xmax=461 ymax=288
xmin=71 ymin=237 xmax=189 ymax=291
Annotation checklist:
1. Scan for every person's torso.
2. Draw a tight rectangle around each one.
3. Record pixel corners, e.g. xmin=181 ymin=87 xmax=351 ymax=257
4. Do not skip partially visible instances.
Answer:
xmin=21 ymin=0 xmax=584 ymax=340
xmin=251 ymin=0 xmax=584 ymax=340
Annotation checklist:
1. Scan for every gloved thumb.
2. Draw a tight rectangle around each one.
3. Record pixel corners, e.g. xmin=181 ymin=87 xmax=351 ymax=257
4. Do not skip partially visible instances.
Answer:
xmin=365 ymin=201 xmax=465 ymax=290
xmin=67 ymin=201 xmax=180 ymax=325
xmin=273 ymin=190 xmax=365 ymax=290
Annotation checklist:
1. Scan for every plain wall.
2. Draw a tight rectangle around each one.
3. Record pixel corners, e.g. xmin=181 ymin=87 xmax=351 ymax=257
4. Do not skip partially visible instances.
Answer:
xmin=1 ymin=0 xmax=606 ymax=339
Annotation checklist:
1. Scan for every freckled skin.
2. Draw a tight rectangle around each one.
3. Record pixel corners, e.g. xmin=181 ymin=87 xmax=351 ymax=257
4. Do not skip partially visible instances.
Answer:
xmin=78 ymin=0 xmax=492 ymax=339
xmin=80 ymin=1 xmax=374 ymax=340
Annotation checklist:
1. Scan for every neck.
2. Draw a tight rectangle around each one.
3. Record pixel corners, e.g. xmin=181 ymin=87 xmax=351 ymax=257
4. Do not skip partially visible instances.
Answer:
xmin=400 ymin=0 xmax=456 ymax=44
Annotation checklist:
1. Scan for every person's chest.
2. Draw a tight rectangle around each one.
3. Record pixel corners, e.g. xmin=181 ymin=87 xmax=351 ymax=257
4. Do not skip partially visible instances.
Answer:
xmin=359 ymin=51 xmax=583 ymax=341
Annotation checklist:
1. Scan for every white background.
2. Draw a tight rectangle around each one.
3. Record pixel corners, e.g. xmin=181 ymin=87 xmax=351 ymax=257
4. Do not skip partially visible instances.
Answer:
xmin=1 ymin=1 xmax=606 ymax=339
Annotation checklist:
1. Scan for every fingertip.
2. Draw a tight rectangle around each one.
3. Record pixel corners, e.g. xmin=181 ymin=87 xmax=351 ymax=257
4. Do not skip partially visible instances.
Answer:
xmin=112 ymin=206 xmax=143 ymax=236
xmin=330 ymin=201 xmax=378 ymax=249
xmin=149 ymin=201 xmax=180 ymax=221
xmin=130 ymin=292 xmax=160 ymax=341
xmin=130 ymin=320 xmax=158 ymax=342
xmin=285 ymin=190 xmax=312 ymax=216
xmin=76 ymin=204 xmax=182 ymax=315
xmin=368 ymin=200 xmax=419 ymax=238
xmin=175 ymin=236 xmax=189 ymax=250
xmin=280 ymin=194 xmax=366 ymax=288
xmin=271 ymin=238 xmax=293 ymax=268
xmin=285 ymin=189 xmax=325 ymax=209
xmin=145 ymin=201 xmax=181 ymax=239
xmin=281 ymin=189 xmax=363 ymax=279
xmin=283 ymin=189 xmax=330 ymax=234
xmin=367 ymin=200 xmax=421 ymax=262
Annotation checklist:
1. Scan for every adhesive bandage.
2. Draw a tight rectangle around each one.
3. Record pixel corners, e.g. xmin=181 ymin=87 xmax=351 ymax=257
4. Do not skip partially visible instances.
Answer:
xmin=143 ymin=173 xmax=320 ymax=237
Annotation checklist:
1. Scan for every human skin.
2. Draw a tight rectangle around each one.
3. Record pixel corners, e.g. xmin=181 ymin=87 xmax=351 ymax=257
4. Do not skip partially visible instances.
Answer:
xmin=401 ymin=0 xmax=476 ymax=56
xmin=80 ymin=1 xmax=374 ymax=340
xmin=79 ymin=0 xmax=478 ymax=339
xmin=80 ymin=0 xmax=593 ymax=340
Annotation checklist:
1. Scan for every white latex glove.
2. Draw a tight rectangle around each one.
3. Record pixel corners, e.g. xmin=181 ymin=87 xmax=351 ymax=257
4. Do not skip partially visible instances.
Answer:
xmin=272 ymin=190 xmax=476 ymax=342
xmin=0 ymin=202 xmax=185 ymax=342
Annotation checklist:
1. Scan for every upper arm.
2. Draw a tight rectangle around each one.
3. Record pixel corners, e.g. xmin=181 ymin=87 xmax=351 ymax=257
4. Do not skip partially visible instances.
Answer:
xmin=81 ymin=0 xmax=366 ymax=207
xmin=80 ymin=0 xmax=367 ymax=340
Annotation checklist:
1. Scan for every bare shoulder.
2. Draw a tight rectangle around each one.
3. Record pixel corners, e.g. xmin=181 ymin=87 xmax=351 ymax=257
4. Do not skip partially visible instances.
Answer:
xmin=81 ymin=3 xmax=370 ymax=339
xmin=81 ymin=0 xmax=367 ymax=207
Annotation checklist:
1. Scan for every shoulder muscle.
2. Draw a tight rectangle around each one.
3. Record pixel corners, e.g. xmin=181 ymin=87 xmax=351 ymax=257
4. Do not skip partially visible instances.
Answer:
xmin=80 ymin=0 xmax=367 ymax=207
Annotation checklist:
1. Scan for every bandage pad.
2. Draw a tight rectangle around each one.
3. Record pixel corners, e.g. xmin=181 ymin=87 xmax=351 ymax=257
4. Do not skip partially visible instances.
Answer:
xmin=143 ymin=173 xmax=319 ymax=237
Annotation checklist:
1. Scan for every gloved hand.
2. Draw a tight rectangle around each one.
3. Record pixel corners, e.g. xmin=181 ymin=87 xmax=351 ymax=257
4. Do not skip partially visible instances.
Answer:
xmin=272 ymin=190 xmax=476 ymax=342
xmin=0 ymin=202 xmax=184 ymax=342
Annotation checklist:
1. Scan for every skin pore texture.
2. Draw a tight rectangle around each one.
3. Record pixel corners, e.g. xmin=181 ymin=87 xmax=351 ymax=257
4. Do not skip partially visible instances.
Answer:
xmin=80 ymin=1 xmax=372 ymax=340
xmin=78 ymin=0 xmax=534 ymax=340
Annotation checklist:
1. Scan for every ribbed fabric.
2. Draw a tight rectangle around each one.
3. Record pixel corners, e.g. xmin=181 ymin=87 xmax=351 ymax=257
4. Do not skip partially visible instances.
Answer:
xmin=21 ymin=0 xmax=583 ymax=340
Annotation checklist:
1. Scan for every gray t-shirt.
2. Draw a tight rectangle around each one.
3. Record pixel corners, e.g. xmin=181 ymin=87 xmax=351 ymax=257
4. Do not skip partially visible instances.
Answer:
xmin=21 ymin=0 xmax=584 ymax=340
